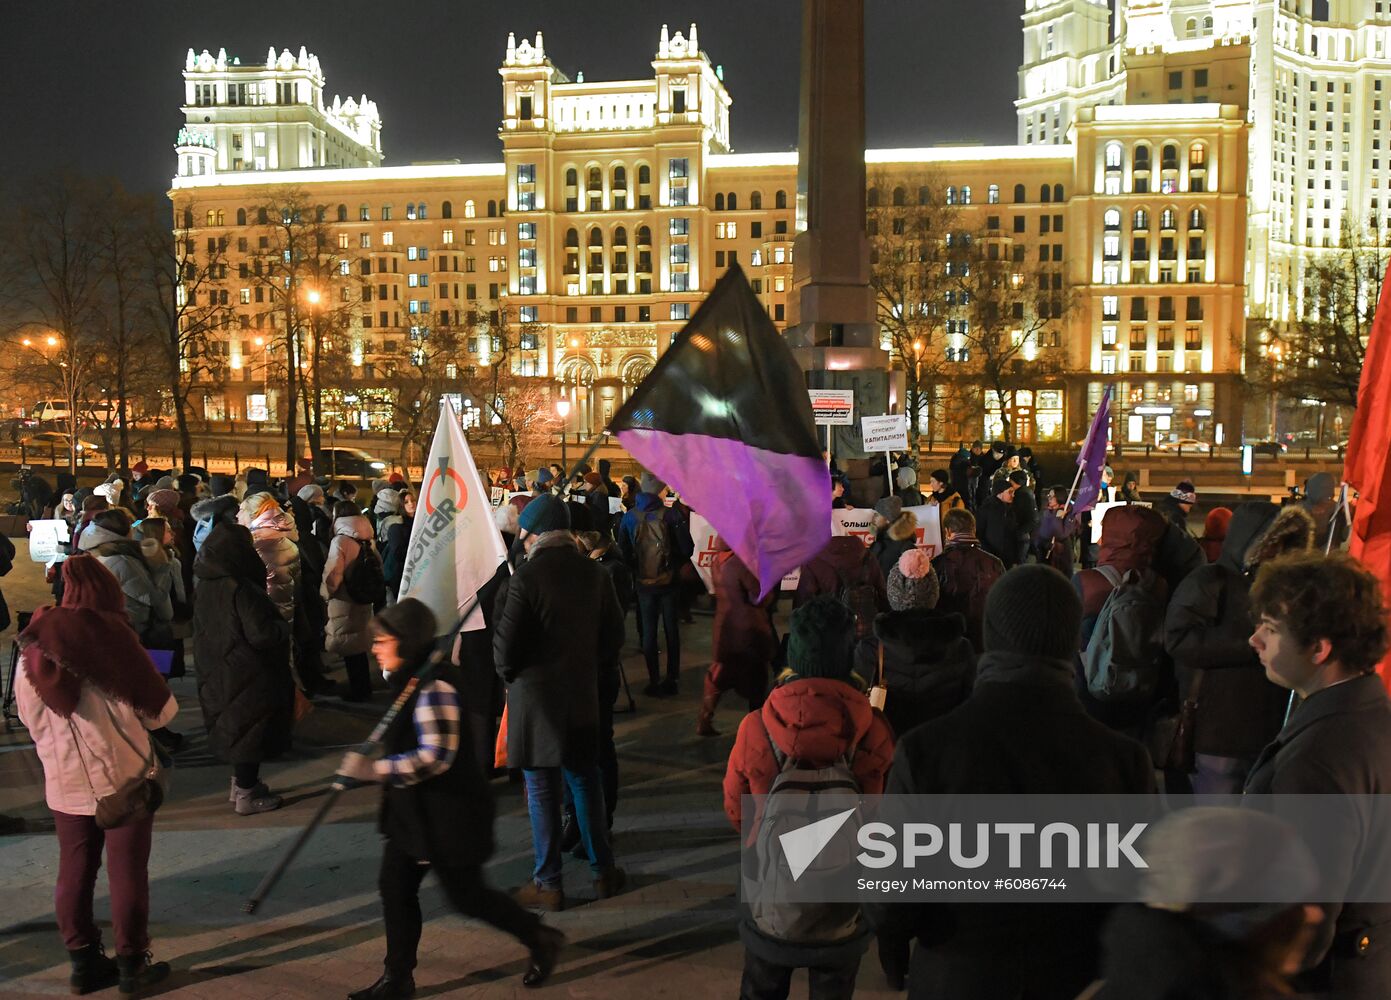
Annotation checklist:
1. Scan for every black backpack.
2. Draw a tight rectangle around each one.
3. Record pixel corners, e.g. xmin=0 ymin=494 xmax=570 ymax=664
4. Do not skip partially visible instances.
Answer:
xmin=344 ymin=539 xmax=388 ymax=608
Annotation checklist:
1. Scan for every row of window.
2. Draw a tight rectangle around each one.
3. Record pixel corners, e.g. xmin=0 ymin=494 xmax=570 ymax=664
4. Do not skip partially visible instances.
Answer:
xmin=868 ymin=183 xmax=1067 ymax=208
xmin=1099 ymin=296 xmax=1205 ymax=322
xmin=1104 ymin=142 xmax=1208 ymax=172
xmin=191 ymin=200 xmax=501 ymax=230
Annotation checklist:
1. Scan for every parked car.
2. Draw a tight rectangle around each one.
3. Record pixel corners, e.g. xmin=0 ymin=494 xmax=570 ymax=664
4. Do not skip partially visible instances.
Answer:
xmin=317 ymin=447 xmax=388 ymax=478
xmin=20 ymin=430 xmax=100 ymax=453
xmin=1157 ymin=437 xmax=1211 ymax=453
xmin=1247 ymin=440 xmax=1288 ymax=457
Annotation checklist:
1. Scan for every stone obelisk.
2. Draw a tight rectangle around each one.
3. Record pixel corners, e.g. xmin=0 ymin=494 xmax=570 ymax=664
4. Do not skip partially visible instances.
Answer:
xmin=785 ymin=0 xmax=893 ymax=457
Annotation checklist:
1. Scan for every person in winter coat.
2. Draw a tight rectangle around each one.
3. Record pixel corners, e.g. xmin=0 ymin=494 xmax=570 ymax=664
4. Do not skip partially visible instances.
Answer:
xmin=949 ymin=444 xmax=975 ymax=506
xmin=493 ymin=496 xmax=626 ymax=911
xmin=932 ymin=508 xmax=1005 ymax=654
xmin=193 ymin=522 xmax=293 ymax=816
xmin=323 ymin=504 xmax=377 ymax=701
xmin=724 ymin=596 xmax=895 ymax=1000
xmin=78 ymin=509 xmax=174 ymax=643
xmin=795 ymin=533 xmax=889 ymax=614
xmin=72 ymin=495 xmax=108 ymax=553
xmin=15 ymin=556 xmax=177 ymax=996
xmin=287 ymin=487 xmax=333 ymax=697
xmin=574 ymin=531 xmax=629 ymax=827
xmin=1244 ymin=553 xmax=1391 ymax=999
xmin=854 ymin=549 xmax=975 ymax=738
xmin=869 ymin=497 xmax=918 ymax=582
xmin=1073 ymin=503 xmax=1171 ymax=733
xmin=894 ymin=466 xmax=925 ymax=507
xmin=1165 ymin=505 xmax=1314 ymax=794
xmin=143 ymin=488 xmax=195 ymax=599
xmin=1032 ymin=485 xmax=1080 ymax=575
xmin=1008 ymin=469 xmax=1040 ymax=564
xmin=1118 ymin=472 xmax=1143 ymax=502
xmin=976 ymin=474 xmax=1023 ymax=568
xmin=190 ymin=494 xmax=239 ymax=555
xmin=382 ymin=491 xmax=415 ymax=598
xmin=1090 ymin=807 xmax=1324 ymax=1000
xmin=338 ymin=599 xmax=565 ymax=998
xmin=1199 ymin=506 xmax=1234 ymax=563
xmin=697 ymin=538 xmax=776 ymax=737
xmin=617 ymin=473 xmax=694 ymax=696
xmin=1301 ymin=471 xmax=1348 ymax=551
xmin=372 ymin=488 xmax=404 ymax=546
xmin=1156 ymin=481 xmax=1198 ymax=532
xmin=238 ymin=493 xmax=300 ymax=628
xmin=974 ymin=441 xmax=1007 ymax=509
xmin=925 ymin=469 xmax=966 ymax=514
xmin=869 ymin=565 xmax=1155 ymax=999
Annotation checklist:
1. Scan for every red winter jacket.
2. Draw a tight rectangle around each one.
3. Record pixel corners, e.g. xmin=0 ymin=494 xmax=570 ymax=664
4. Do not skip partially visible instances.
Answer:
xmin=723 ymin=676 xmax=895 ymax=837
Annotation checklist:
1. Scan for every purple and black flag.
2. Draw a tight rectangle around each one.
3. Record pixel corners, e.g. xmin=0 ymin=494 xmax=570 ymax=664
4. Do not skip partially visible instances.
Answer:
xmin=1071 ymin=385 xmax=1114 ymax=514
xmin=610 ymin=264 xmax=830 ymax=599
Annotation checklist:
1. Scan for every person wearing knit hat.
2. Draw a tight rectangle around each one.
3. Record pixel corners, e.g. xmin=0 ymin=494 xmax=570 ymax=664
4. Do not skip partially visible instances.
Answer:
xmin=874 ymin=495 xmax=902 ymax=523
xmin=618 ymin=471 xmax=695 ymax=695
xmin=1157 ymin=480 xmax=1198 ymax=533
xmin=373 ymin=488 xmax=404 ymax=546
xmin=854 ymin=549 xmax=975 ymax=738
xmin=895 ymin=466 xmax=924 ymax=507
xmin=872 ymin=563 xmax=1155 ymax=996
xmin=516 ymin=493 xmax=571 ymax=540
xmin=926 ymin=468 xmax=966 ymax=513
xmin=92 ymin=482 xmax=121 ymax=508
xmin=494 ymin=497 xmax=627 ymax=912
xmin=207 ymin=474 xmax=233 ymax=498
xmin=871 ymin=498 xmax=918 ymax=584
xmin=723 ymin=595 xmax=895 ymax=989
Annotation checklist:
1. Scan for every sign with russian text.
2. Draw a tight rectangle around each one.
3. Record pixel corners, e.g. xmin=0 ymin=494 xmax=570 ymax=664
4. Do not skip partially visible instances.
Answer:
xmin=809 ymin=389 xmax=855 ymax=426
xmin=861 ymin=414 xmax=909 ymax=452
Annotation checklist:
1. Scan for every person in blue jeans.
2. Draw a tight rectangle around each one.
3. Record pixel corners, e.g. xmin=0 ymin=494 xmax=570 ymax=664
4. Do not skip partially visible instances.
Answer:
xmin=494 ymin=496 xmax=627 ymax=912
xmin=618 ymin=472 xmax=695 ymax=696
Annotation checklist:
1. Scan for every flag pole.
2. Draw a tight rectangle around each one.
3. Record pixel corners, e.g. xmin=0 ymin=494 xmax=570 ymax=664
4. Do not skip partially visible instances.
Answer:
xmin=1325 ymin=483 xmax=1351 ymax=554
xmin=243 ymin=592 xmax=481 ymax=915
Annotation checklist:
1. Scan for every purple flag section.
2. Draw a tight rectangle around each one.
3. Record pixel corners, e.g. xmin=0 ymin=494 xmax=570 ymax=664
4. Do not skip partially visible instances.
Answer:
xmin=616 ymin=428 xmax=830 ymax=601
xmin=1072 ymin=386 xmax=1113 ymax=514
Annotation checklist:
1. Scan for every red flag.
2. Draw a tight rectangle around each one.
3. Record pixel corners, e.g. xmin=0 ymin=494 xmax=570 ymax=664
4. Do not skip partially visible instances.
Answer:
xmin=1343 ymin=260 xmax=1391 ymax=689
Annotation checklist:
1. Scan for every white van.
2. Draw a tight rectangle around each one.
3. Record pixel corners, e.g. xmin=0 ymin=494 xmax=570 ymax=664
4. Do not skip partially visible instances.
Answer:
xmin=30 ymin=399 xmax=117 ymax=426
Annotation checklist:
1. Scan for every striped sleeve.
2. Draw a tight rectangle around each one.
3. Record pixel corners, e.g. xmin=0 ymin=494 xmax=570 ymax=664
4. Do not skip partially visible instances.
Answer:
xmin=375 ymin=679 xmax=461 ymax=787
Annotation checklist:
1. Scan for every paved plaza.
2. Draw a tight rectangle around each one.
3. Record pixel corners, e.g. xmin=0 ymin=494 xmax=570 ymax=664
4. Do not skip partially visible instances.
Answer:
xmin=0 ymin=546 xmax=897 ymax=998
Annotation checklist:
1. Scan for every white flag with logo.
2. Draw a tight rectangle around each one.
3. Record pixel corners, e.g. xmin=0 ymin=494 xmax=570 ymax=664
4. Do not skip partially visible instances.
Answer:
xmin=397 ymin=398 xmax=506 ymax=632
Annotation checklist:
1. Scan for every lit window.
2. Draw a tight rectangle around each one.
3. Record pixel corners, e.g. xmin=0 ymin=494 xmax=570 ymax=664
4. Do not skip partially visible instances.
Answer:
xmin=670 ymin=303 xmax=690 ymax=320
xmin=382 ymin=232 xmax=394 ymax=247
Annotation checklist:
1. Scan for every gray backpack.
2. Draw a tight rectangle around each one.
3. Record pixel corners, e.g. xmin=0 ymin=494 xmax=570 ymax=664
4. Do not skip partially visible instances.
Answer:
xmin=1082 ymin=565 xmax=1168 ymax=703
xmin=748 ymin=732 xmax=863 ymax=944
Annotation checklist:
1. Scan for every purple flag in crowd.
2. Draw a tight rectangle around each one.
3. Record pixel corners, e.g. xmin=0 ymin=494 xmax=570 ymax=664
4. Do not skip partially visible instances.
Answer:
xmin=1071 ymin=386 xmax=1113 ymax=514
xmin=609 ymin=265 xmax=830 ymax=600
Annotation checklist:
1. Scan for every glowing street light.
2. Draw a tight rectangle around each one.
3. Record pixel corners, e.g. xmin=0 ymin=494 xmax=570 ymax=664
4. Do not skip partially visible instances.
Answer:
xmin=556 ymin=397 xmax=572 ymax=473
xmin=46 ymin=336 xmax=58 ymax=347
xmin=305 ymin=288 xmax=322 ymax=305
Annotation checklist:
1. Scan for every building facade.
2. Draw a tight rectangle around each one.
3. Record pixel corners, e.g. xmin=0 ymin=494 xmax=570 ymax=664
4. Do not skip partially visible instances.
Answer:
xmin=168 ymin=23 xmax=1253 ymax=446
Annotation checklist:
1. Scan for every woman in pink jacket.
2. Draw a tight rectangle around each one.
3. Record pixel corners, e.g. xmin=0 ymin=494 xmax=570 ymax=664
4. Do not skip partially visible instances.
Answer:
xmin=16 ymin=556 xmax=178 ymax=996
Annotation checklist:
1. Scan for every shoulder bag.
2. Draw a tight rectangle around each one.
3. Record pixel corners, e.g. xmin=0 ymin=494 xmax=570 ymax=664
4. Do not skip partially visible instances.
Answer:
xmin=69 ymin=700 xmax=170 ymax=830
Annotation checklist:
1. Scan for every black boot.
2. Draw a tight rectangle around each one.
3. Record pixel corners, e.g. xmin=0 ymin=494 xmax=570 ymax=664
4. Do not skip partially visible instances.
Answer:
xmin=523 ymin=924 xmax=566 ymax=988
xmin=68 ymin=943 xmax=118 ymax=995
xmin=116 ymin=952 xmax=170 ymax=996
xmin=347 ymin=971 xmax=416 ymax=1000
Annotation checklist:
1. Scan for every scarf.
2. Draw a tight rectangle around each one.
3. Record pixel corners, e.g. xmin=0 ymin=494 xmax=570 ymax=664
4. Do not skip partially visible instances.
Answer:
xmin=18 ymin=606 xmax=169 ymax=719
xmin=973 ymin=650 xmax=1075 ymax=692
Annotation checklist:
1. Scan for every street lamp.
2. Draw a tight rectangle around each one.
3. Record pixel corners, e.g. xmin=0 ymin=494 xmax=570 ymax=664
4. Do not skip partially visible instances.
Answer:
xmin=912 ymin=339 xmax=924 ymax=447
xmin=556 ymin=397 xmax=571 ymax=474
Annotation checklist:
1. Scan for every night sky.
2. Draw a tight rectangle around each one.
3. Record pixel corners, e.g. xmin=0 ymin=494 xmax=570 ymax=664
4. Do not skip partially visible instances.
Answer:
xmin=3 ymin=1 xmax=1020 ymax=198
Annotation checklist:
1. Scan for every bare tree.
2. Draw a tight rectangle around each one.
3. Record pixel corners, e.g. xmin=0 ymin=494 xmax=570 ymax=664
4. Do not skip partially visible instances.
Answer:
xmin=147 ymin=198 xmax=231 ymax=469
xmin=247 ymin=191 xmax=363 ymax=472
xmin=950 ymin=226 xmax=1072 ymax=443
xmin=462 ymin=304 xmax=557 ymax=471
xmin=1 ymin=176 xmax=107 ymax=474
xmin=867 ymin=172 xmax=959 ymax=451
xmin=1258 ymin=221 xmax=1386 ymax=412
xmin=376 ymin=316 xmax=469 ymax=471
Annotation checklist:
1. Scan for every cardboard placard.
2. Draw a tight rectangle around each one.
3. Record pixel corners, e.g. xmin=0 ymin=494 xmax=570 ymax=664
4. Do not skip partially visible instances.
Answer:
xmin=861 ymin=414 xmax=909 ymax=452
xmin=28 ymin=519 xmax=69 ymax=563
xmin=809 ymin=389 xmax=855 ymax=426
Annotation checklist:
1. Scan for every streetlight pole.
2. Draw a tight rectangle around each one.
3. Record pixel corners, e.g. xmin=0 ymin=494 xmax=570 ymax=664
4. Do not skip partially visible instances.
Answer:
xmin=556 ymin=397 xmax=571 ymax=475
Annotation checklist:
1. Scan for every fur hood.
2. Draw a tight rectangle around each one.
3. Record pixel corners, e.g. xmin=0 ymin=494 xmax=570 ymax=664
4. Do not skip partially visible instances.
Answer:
xmin=886 ymin=510 xmax=919 ymax=543
xmin=1244 ymin=504 xmax=1314 ymax=571
xmin=333 ymin=514 xmax=373 ymax=541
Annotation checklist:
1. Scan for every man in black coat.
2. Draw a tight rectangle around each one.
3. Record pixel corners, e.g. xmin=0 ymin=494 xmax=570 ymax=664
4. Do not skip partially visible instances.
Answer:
xmin=869 ymin=565 xmax=1155 ymax=999
xmin=494 ymin=495 xmax=626 ymax=912
xmin=976 ymin=477 xmax=1022 ymax=569
xmin=1245 ymin=553 xmax=1391 ymax=1000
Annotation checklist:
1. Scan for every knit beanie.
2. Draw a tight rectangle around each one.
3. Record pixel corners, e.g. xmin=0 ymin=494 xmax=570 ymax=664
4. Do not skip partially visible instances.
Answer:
xmin=146 ymin=488 xmax=182 ymax=520
xmin=583 ymin=472 xmax=604 ymax=489
xmin=92 ymin=482 xmax=119 ymax=504
xmin=177 ymin=473 xmax=201 ymax=494
xmin=888 ymin=549 xmax=940 ymax=611
xmin=244 ymin=468 xmax=268 ymax=492
xmin=930 ymin=469 xmax=950 ymax=487
xmin=154 ymin=475 xmax=176 ymax=492
xmin=640 ymin=471 xmax=666 ymax=495
xmin=297 ymin=484 xmax=325 ymax=503
xmin=517 ymin=493 xmax=571 ymax=535
xmin=209 ymin=474 xmax=233 ymax=496
xmin=896 ymin=467 xmax=917 ymax=489
xmin=983 ymin=564 xmax=1081 ymax=660
xmin=786 ymin=596 xmax=856 ymax=681
xmin=373 ymin=597 xmax=439 ymax=667
xmin=1172 ymin=481 xmax=1198 ymax=504
xmin=534 ymin=466 xmax=554 ymax=486
xmin=874 ymin=496 xmax=903 ymax=521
